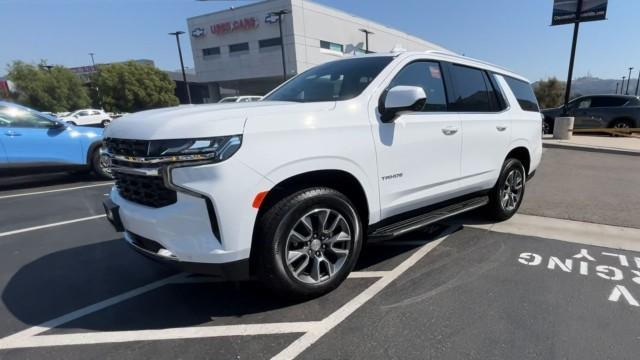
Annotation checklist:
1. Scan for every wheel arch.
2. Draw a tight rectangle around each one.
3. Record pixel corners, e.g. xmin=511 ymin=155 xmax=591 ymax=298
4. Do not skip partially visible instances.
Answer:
xmin=505 ymin=145 xmax=531 ymax=175
xmin=85 ymin=140 xmax=103 ymax=166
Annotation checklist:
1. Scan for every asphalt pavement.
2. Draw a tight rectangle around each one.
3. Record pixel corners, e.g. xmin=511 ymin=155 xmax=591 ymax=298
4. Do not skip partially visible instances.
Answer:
xmin=0 ymin=148 xmax=639 ymax=359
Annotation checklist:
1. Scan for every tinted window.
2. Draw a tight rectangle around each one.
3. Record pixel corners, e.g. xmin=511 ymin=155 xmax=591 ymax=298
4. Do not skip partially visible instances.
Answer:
xmin=0 ymin=105 xmax=54 ymax=128
xmin=78 ymin=110 xmax=90 ymax=116
xmin=590 ymin=96 xmax=629 ymax=108
xmin=388 ymin=61 xmax=447 ymax=112
xmin=449 ymin=65 xmax=493 ymax=112
xmin=504 ymin=76 xmax=539 ymax=112
xmin=259 ymin=38 xmax=281 ymax=48
xmin=229 ymin=43 xmax=249 ymax=53
xmin=203 ymin=47 xmax=220 ymax=57
xmin=265 ymin=57 xmax=393 ymax=103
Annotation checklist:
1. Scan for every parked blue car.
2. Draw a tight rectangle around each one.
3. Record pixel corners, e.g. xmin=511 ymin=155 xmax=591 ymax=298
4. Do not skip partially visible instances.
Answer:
xmin=0 ymin=101 xmax=111 ymax=178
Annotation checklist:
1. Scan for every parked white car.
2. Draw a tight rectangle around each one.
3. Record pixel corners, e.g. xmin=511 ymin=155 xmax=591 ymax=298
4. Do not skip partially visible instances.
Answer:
xmin=60 ymin=109 xmax=112 ymax=127
xmin=103 ymin=51 xmax=542 ymax=298
xmin=218 ymin=96 xmax=262 ymax=103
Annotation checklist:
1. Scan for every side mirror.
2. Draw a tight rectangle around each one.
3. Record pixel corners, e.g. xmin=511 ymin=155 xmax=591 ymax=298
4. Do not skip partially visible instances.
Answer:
xmin=50 ymin=121 xmax=66 ymax=129
xmin=379 ymin=85 xmax=427 ymax=123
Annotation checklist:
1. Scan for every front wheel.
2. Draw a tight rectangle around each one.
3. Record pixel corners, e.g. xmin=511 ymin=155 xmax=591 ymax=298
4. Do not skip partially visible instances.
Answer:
xmin=91 ymin=148 xmax=113 ymax=179
xmin=485 ymin=158 xmax=526 ymax=221
xmin=256 ymin=187 xmax=363 ymax=299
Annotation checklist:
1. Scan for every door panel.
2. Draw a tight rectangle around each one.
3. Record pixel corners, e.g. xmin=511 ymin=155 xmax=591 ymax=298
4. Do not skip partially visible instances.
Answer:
xmin=3 ymin=126 xmax=84 ymax=165
xmin=372 ymin=113 xmax=461 ymax=218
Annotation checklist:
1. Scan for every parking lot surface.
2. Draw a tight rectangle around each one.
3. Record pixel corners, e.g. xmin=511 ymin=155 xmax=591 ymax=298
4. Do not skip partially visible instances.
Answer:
xmin=1 ymin=148 xmax=639 ymax=359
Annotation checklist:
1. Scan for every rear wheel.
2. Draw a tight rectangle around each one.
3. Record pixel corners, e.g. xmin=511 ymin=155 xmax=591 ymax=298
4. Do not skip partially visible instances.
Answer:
xmin=542 ymin=117 xmax=553 ymax=135
xmin=256 ymin=187 xmax=363 ymax=298
xmin=91 ymin=147 xmax=113 ymax=179
xmin=485 ymin=158 xmax=526 ymax=221
xmin=610 ymin=119 xmax=633 ymax=129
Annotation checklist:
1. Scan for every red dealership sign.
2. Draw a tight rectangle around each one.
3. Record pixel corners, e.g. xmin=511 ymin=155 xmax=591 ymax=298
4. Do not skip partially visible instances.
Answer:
xmin=211 ymin=17 xmax=258 ymax=35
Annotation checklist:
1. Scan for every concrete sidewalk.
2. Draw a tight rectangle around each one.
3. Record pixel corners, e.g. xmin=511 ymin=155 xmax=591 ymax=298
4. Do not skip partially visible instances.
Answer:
xmin=543 ymin=135 xmax=640 ymax=155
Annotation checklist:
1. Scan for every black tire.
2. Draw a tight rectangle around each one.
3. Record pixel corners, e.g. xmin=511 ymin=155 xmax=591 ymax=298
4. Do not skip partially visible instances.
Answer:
xmin=101 ymin=119 xmax=111 ymax=127
xmin=485 ymin=158 xmax=526 ymax=221
xmin=609 ymin=118 xmax=633 ymax=129
xmin=255 ymin=187 xmax=363 ymax=299
xmin=542 ymin=117 xmax=553 ymax=135
xmin=91 ymin=147 xmax=113 ymax=179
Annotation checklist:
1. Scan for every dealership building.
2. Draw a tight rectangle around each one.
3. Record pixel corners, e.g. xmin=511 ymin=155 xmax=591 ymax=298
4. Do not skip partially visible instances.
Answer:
xmin=186 ymin=0 xmax=450 ymax=102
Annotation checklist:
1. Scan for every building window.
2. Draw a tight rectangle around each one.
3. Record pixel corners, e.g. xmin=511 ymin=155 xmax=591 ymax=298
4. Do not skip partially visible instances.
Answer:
xmin=320 ymin=40 xmax=343 ymax=53
xmin=229 ymin=42 xmax=249 ymax=53
xmin=259 ymin=37 xmax=282 ymax=48
xmin=202 ymin=47 xmax=220 ymax=59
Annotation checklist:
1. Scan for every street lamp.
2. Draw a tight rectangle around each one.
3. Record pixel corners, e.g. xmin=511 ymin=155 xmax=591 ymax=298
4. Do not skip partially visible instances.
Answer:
xmin=621 ymin=76 xmax=626 ymax=94
xmin=269 ymin=9 xmax=290 ymax=82
xmin=626 ymin=67 xmax=634 ymax=95
xmin=636 ymin=70 xmax=640 ymax=96
xmin=615 ymin=82 xmax=619 ymax=94
xmin=169 ymin=31 xmax=192 ymax=104
xmin=358 ymin=28 xmax=374 ymax=53
xmin=89 ymin=52 xmax=102 ymax=108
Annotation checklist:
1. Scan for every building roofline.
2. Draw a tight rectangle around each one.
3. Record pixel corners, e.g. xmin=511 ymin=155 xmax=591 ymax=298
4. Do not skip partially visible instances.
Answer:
xmin=188 ymin=0 xmax=283 ymax=21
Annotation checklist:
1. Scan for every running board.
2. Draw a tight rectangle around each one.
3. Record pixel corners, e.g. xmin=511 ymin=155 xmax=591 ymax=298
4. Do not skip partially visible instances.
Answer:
xmin=368 ymin=196 xmax=489 ymax=241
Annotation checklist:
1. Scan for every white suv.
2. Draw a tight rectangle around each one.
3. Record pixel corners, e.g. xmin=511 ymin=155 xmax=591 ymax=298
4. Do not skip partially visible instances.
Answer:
xmin=103 ymin=51 xmax=542 ymax=297
xmin=61 ymin=109 xmax=112 ymax=127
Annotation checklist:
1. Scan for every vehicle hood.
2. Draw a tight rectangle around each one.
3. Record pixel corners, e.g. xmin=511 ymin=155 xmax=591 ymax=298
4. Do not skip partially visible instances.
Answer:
xmin=104 ymin=101 xmax=335 ymax=140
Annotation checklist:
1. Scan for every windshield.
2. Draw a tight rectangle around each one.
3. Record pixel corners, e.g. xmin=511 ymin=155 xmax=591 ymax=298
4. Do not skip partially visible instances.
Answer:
xmin=265 ymin=56 xmax=393 ymax=103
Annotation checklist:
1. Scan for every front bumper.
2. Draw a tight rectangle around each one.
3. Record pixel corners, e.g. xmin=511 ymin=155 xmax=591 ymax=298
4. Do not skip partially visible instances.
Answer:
xmin=103 ymin=158 xmax=274 ymax=277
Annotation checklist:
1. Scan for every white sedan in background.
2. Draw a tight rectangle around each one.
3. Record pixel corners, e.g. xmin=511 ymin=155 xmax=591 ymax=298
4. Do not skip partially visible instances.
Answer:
xmin=60 ymin=109 xmax=112 ymax=127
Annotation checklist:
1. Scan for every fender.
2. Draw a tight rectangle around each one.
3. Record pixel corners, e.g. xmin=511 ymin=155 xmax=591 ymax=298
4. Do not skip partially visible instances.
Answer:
xmin=85 ymin=140 xmax=103 ymax=166
xmin=260 ymin=156 xmax=381 ymax=224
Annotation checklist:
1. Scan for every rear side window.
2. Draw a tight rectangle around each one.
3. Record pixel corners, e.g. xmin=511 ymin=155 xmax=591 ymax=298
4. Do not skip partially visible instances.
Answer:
xmin=388 ymin=61 xmax=448 ymax=112
xmin=590 ymin=96 xmax=629 ymax=108
xmin=449 ymin=65 xmax=496 ymax=112
xmin=504 ymin=77 xmax=539 ymax=112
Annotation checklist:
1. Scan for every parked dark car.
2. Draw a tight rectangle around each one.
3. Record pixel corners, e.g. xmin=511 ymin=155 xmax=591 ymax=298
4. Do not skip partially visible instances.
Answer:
xmin=541 ymin=95 xmax=640 ymax=134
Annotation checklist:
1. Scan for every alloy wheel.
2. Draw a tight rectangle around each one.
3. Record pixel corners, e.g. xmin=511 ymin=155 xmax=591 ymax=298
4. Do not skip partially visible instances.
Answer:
xmin=285 ymin=208 xmax=352 ymax=284
xmin=499 ymin=169 xmax=523 ymax=212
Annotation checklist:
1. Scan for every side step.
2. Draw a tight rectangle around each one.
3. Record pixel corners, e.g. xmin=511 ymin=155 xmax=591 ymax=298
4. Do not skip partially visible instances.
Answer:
xmin=368 ymin=196 xmax=489 ymax=241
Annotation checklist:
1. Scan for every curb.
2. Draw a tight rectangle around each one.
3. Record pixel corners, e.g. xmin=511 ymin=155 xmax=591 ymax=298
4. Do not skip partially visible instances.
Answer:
xmin=543 ymin=142 xmax=640 ymax=157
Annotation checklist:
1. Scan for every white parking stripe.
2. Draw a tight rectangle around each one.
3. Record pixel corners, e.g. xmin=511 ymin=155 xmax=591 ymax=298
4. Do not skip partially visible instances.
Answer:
xmin=0 ymin=322 xmax=316 ymax=350
xmin=465 ymin=214 xmax=640 ymax=252
xmin=0 ymin=182 xmax=114 ymax=200
xmin=347 ymin=271 xmax=390 ymax=278
xmin=0 ymin=274 xmax=186 ymax=348
xmin=272 ymin=235 xmax=447 ymax=360
xmin=0 ymin=215 xmax=106 ymax=238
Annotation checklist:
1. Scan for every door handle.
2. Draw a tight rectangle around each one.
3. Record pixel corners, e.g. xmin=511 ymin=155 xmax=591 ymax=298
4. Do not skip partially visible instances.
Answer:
xmin=496 ymin=125 xmax=508 ymax=132
xmin=441 ymin=126 xmax=459 ymax=136
xmin=4 ymin=131 xmax=21 ymax=137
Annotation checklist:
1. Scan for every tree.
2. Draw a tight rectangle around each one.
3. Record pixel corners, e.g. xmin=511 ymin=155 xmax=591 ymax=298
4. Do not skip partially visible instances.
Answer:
xmin=534 ymin=77 xmax=566 ymax=109
xmin=6 ymin=61 xmax=91 ymax=112
xmin=92 ymin=61 xmax=179 ymax=113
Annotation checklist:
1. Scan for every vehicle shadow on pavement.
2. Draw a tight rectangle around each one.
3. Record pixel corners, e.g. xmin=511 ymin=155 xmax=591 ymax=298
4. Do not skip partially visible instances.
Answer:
xmin=0 ymin=172 xmax=100 ymax=192
xmin=1 ymin=229 xmax=447 ymax=334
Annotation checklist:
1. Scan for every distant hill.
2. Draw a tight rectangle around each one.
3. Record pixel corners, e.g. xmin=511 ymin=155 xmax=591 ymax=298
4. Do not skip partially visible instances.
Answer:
xmin=535 ymin=76 xmax=639 ymax=97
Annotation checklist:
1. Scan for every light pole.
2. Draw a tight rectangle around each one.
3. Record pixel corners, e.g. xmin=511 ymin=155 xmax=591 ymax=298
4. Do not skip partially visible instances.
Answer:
xmin=89 ymin=52 xmax=102 ymax=108
xmin=358 ymin=28 xmax=374 ymax=53
xmin=636 ymin=70 xmax=640 ymax=96
xmin=621 ymin=76 xmax=626 ymax=94
xmin=626 ymin=67 xmax=634 ymax=95
xmin=269 ymin=9 xmax=290 ymax=82
xmin=615 ymin=82 xmax=619 ymax=94
xmin=169 ymin=31 xmax=192 ymax=104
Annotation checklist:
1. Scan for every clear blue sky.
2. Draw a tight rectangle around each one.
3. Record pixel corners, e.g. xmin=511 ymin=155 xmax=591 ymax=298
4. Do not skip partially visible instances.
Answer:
xmin=1 ymin=0 xmax=639 ymax=81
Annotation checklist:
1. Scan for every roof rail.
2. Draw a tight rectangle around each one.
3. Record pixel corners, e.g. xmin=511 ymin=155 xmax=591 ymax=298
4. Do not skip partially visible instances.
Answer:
xmin=425 ymin=50 xmax=514 ymax=74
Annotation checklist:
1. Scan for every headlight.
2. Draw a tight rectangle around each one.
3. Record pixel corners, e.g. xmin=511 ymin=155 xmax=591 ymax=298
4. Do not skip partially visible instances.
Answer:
xmin=147 ymin=135 xmax=242 ymax=163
